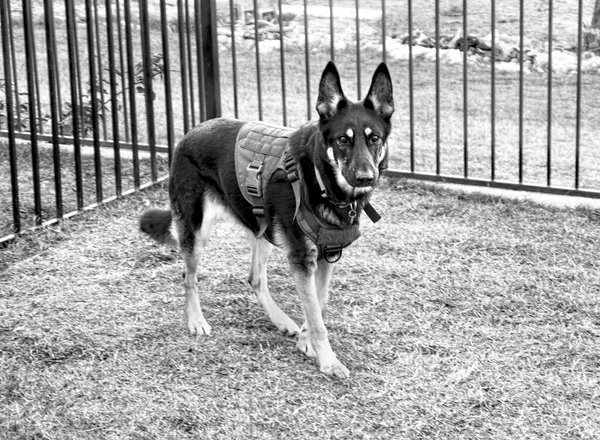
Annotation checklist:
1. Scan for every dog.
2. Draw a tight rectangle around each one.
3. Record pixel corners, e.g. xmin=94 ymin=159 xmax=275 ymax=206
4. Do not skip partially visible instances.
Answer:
xmin=139 ymin=61 xmax=394 ymax=378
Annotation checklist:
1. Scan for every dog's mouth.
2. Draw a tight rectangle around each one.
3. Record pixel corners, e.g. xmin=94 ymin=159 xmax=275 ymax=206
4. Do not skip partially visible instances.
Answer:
xmin=350 ymin=179 xmax=375 ymax=188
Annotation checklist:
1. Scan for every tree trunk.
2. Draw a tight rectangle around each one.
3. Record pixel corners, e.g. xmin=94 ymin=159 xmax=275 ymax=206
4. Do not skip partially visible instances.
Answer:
xmin=593 ymin=0 xmax=600 ymax=29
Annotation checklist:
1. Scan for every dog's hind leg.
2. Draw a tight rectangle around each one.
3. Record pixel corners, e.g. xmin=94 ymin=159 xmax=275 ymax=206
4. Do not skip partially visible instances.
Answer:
xmin=247 ymin=233 xmax=300 ymax=336
xmin=178 ymin=197 xmax=221 ymax=336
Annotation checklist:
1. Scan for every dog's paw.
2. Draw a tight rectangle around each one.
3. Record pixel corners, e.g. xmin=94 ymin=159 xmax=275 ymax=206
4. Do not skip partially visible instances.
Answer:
xmin=296 ymin=330 xmax=317 ymax=358
xmin=275 ymin=318 xmax=300 ymax=337
xmin=188 ymin=318 xmax=212 ymax=336
xmin=320 ymin=360 xmax=350 ymax=379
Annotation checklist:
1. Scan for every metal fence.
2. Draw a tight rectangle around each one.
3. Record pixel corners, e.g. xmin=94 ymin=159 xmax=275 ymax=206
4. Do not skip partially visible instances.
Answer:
xmin=1 ymin=0 xmax=599 ymax=244
xmin=0 ymin=0 xmax=220 ymax=243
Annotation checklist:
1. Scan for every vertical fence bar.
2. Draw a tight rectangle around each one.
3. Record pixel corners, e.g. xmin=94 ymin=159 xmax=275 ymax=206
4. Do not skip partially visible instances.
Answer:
xmin=123 ymin=0 xmax=140 ymax=189
xmin=65 ymin=0 xmax=84 ymax=209
xmin=277 ymin=0 xmax=288 ymax=126
xmin=355 ymin=0 xmax=361 ymax=99
xmin=490 ymin=0 xmax=496 ymax=181
xmin=115 ymin=0 xmax=130 ymax=143
xmin=329 ymin=0 xmax=335 ymax=61
xmin=252 ymin=0 xmax=263 ymax=120
xmin=93 ymin=0 xmax=108 ymax=139
xmin=48 ymin=3 xmax=64 ymax=137
xmin=7 ymin=6 xmax=22 ymax=132
xmin=546 ymin=0 xmax=553 ymax=187
xmin=201 ymin=0 xmax=221 ymax=120
xmin=194 ymin=0 xmax=207 ymax=121
xmin=462 ymin=0 xmax=468 ymax=178
xmin=68 ymin=0 xmax=86 ymax=146
xmin=381 ymin=0 xmax=386 ymax=63
xmin=303 ymin=0 xmax=311 ymax=120
xmin=518 ymin=0 xmax=524 ymax=183
xmin=229 ymin=0 xmax=240 ymax=119
xmin=575 ymin=0 xmax=583 ymax=189
xmin=408 ymin=0 xmax=414 ymax=171
xmin=139 ymin=0 xmax=157 ymax=181
xmin=24 ymin=1 xmax=43 ymax=136
xmin=185 ymin=0 xmax=196 ymax=126
xmin=160 ymin=0 xmax=175 ymax=161
xmin=21 ymin=0 xmax=42 ymax=224
xmin=0 ymin=0 xmax=20 ymax=232
xmin=85 ymin=0 xmax=103 ymax=202
xmin=104 ymin=0 xmax=122 ymax=196
xmin=43 ymin=0 xmax=64 ymax=218
xmin=434 ymin=0 xmax=440 ymax=174
xmin=177 ymin=0 xmax=190 ymax=133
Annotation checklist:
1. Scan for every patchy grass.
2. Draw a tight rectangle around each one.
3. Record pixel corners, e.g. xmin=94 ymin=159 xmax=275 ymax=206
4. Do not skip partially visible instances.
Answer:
xmin=1 ymin=178 xmax=599 ymax=439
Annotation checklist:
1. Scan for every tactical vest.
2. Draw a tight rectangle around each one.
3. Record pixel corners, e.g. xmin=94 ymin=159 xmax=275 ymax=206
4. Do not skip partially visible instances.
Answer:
xmin=234 ymin=121 xmax=366 ymax=262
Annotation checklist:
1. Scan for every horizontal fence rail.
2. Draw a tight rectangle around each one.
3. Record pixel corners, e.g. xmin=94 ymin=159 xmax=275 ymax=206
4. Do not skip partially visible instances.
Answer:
xmin=2 ymin=0 xmax=600 ymax=244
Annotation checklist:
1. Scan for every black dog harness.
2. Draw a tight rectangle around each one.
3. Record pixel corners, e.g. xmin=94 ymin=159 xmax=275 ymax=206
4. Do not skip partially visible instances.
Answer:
xmin=234 ymin=121 xmax=380 ymax=262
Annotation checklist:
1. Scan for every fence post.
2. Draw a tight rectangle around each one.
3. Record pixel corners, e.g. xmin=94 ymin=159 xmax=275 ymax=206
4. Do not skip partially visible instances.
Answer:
xmin=201 ymin=0 xmax=221 ymax=119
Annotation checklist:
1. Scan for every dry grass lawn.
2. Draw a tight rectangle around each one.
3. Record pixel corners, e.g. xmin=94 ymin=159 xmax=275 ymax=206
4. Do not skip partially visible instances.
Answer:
xmin=1 ymin=178 xmax=599 ymax=439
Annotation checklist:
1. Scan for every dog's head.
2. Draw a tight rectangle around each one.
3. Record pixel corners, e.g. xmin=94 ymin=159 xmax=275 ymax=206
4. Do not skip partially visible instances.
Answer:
xmin=316 ymin=61 xmax=394 ymax=195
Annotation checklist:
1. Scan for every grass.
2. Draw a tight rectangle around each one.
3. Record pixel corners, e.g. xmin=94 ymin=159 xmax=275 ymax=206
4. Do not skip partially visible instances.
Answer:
xmin=1 ymin=178 xmax=599 ymax=439
xmin=2 ymin=5 xmax=600 ymax=435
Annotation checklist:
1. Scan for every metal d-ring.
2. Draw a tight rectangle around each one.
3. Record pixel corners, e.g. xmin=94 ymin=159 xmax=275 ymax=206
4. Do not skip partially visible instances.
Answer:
xmin=324 ymin=248 xmax=343 ymax=264
xmin=348 ymin=202 xmax=357 ymax=224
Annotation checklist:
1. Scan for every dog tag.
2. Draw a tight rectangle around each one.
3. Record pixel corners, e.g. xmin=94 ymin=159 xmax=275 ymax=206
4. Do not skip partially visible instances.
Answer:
xmin=348 ymin=208 xmax=357 ymax=223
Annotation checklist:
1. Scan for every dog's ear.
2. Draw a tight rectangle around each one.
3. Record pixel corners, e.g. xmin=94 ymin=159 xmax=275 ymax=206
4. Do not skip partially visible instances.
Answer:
xmin=316 ymin=61 xmax=346 ymax=122
xmin=364 ymin=62 xmax=394 ymax=122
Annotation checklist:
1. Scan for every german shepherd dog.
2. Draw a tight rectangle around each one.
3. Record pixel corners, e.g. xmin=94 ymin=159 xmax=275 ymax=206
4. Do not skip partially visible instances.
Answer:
xmin=140 ymin=61 xmax=394 ymax=378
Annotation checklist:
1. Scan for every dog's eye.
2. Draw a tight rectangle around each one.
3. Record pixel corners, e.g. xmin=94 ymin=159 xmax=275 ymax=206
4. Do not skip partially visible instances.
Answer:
xmin=370 ymin=135 xmax=380 ymax=144
xmin=338 ymin=136 xmax=350 ymax=146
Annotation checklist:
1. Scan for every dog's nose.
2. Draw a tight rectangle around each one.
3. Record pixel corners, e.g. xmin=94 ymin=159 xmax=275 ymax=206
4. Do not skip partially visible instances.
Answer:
xmin=355 ymin=171 xmax=374 ymax=186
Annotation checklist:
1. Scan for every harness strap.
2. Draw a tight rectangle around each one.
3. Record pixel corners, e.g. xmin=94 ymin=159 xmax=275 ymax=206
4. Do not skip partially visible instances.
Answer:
xmin=283 ymin=152 xmax=362 ymax=262
xmin=284 ymin=153 xmax=302 ymax=220
xmin=246 ymin=153 xmax=268 ymax=236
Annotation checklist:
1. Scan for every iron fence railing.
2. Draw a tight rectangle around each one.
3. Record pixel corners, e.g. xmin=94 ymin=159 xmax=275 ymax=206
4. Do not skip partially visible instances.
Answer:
xmin=219 ymin=0 xmax=600 ymax=198
xmin=0 ymin=0 xmax=219 ymax=243
xmin=1 ymin=0 xmax=599 ymax=244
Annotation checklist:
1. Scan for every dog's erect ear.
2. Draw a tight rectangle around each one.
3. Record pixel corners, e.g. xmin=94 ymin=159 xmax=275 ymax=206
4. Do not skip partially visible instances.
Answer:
xmin=364 ymin=62 xmax=394 ymax=121
xmin=316 ymin=61 xmax=346 ymax=122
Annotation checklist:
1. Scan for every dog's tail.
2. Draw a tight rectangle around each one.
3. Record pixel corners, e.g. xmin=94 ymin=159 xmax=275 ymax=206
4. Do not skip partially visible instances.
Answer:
xmin=139 ymin=208 xmax=178 ymax=247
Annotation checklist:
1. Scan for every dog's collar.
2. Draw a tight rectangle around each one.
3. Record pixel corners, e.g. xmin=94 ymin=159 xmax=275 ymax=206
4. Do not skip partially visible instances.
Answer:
xmin=313 ymin=163 xmax=382 ymax=224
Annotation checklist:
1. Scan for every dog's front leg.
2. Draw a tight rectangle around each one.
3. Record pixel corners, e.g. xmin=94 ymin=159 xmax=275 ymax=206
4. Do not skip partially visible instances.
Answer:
xmin=289 ymin=253 xmax=349 ymax=379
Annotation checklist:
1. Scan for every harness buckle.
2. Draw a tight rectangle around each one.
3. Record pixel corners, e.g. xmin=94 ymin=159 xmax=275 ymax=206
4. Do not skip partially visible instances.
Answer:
xmin=246 ymin=157 xmax=264 ymax=198
xmin=284 ymin=153 xmax=299 ymax=183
